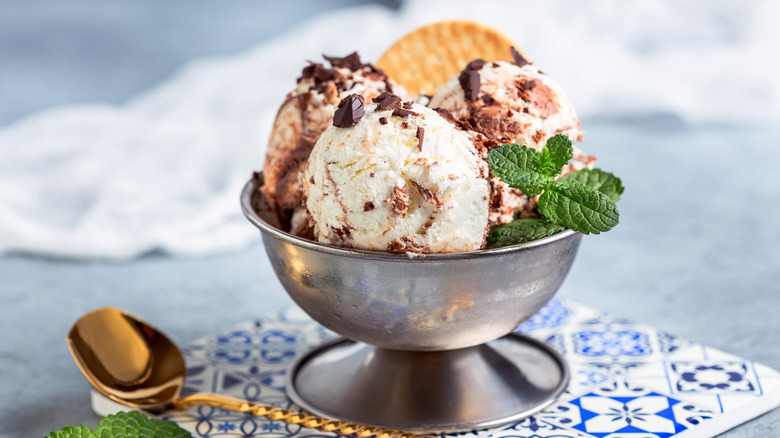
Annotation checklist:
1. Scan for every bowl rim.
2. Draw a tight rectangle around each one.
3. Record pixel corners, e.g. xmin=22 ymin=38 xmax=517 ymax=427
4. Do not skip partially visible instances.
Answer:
xmin=241 ymin=176 xmax=578 ymax=263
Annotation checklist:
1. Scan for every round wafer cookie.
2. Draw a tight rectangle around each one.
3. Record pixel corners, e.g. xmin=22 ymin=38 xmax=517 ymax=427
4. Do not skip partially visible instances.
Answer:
xmin=377 ymin=21 xmax=529 ymax=96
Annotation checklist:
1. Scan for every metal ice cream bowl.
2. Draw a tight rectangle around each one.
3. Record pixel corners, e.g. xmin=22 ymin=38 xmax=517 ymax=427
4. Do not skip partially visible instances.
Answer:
xmin=241 ymin=175 xmax=581 ymax=433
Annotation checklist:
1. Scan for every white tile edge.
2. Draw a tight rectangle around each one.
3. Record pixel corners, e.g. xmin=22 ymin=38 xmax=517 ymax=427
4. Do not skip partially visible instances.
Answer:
xmin=672 ymin=387 xmax=780 ymax=438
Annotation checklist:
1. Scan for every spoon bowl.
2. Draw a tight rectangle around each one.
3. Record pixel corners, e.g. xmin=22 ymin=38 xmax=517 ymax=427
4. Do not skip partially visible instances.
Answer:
xmin=67 ymin=307 xmax=185 ymax=408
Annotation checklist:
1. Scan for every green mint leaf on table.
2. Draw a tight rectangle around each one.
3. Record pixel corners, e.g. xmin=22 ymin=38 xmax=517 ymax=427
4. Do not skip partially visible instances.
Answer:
xmin=136 ymin=420 xmax=191 ymax=438
xmin=47 ymin=411 xmax=191 ymax=438
xmin=48 ymin=425 xmax=98 ymax=438
xmin=538 ymin=178 xmax=619 ymax=234
xmin=96 ymin=411 xmax=149 ymax=438
xmin=485 ymin=218 xmax=566 ymax=249
xmin=560 ymin=168 xmax=624 ymax=201
xmin=488 ymin=143 xmax=552 ymax=197
xmin=538 ymin=134 xmax=574 ymax=177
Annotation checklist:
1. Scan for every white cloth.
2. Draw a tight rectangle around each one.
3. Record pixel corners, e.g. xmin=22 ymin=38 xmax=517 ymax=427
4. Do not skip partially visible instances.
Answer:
xmin=1 ymin=0 xmax=778 ymax=259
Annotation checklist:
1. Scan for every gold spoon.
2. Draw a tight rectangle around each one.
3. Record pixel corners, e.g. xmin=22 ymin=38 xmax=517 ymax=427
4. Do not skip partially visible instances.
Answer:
xmin=67 ymin=307 xmax=433 ymax=438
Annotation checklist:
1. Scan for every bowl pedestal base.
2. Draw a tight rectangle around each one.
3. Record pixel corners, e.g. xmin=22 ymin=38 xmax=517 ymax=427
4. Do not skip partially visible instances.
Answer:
xmin=287 ymin=333 xmax=569 ymax=433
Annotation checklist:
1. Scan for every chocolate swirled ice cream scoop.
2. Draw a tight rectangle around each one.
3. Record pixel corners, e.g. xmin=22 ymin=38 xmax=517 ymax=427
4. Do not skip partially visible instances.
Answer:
xmin=261 ymin=53 xmax=408 ymax=236
xmin=430 ymin=57 xmax=595 ymax=227
xmin=301 ymin=94 xmax=489 ymax=254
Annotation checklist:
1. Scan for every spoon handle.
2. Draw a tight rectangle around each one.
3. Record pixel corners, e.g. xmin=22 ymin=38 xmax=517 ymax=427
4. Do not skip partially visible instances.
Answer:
xmin=174 ymin=393 xmax=436 ymax=438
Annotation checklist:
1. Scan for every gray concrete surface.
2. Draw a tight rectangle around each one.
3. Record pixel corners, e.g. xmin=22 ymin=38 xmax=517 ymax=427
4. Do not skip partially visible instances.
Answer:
xmin=0 ymin=1 xmax=778 ymax=436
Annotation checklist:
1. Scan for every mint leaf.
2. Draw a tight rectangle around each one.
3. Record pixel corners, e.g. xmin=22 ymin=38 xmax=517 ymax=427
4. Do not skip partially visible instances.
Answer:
xmin=538 ymin=179 xmax=619 ymax=234
xmin=488 ymin=144 xmax=551 ymax=197
xmin=48 ymin=412 xmax=191 ymax=438
xmin=97 ymin=412 xmax=150 ymax=438
xmin=538 ymin=134 xmax=573 ymax=177
xmin=485 ymin=218 xmax=566 ymax=249
xmin=47 ymin=425 xmax=98 ymax=438
xmin=138 ymin=421 xmax=192 ymax=438
xmin=561 ymin=168 xmax=624 ymax=201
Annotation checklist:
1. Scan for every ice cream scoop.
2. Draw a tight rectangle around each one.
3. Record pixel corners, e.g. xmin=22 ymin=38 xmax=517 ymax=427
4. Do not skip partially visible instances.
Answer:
xmin=301 ymin=93 xmax=489 ymax=254
xmin=430 ymin=59 xmax=595 ymax=226
xmin=262 ymin=53 xmax=407 ymax=235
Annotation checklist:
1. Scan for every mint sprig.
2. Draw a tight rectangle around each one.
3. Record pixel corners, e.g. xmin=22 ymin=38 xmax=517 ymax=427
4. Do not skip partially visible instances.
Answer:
xmin=46 ymin=411 xmax=191 ymax=438
xmin=488 ymin=143 xmax=552 ymax=197
xmin=485 ymin=218 xmax=566 ymax=249
xmin=538 ymin=179 xmax=619 ymax=234
xmin=560 ymin=168 xmax=624 ymax=202
xmin=486 ymin=134 xmax=623 ymax=247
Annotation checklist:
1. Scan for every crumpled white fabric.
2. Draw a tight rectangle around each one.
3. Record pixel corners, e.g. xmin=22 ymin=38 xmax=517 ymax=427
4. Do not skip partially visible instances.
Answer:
xmin=1 ymin=0 xmax=778 ymax=259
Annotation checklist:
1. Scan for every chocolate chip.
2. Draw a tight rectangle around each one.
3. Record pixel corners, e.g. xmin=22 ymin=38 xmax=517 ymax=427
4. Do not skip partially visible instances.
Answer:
xmin=402 ymin=101 xmax=413 ymax=109
xmin=510 ymin=46 xmax=529 ymax=67
xmin=364 ymin=201 xmax=375 ymax=212
xmin=458 ymin=70 xmax=480 ymax=101
xmin=309 ymin=176 xmax=315 ymax=184
xmin=416 ymin=127 xmax=425 ymax=152
xmin=323 ymin=52 xmax=365 ymax=71
xmin=379 ymin=116 xmax=388 ymax=125
xmin=466 ymin=59 xmax=486 ymax=71
xmin=333 ymin=94 xmax=365 ymax=128
xmin=392 ymin=108 xmax=412 ymax=118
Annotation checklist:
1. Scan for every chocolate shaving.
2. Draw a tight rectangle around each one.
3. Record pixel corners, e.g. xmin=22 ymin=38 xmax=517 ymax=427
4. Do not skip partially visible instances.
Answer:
xmin=374 ymin=92 xmax=401 ymax=110
xmin=379 ymin=117 xmax=388 ymax=125
xmin=323 ymin=52 xmax=365 ymax=71
xmin=416 ymin=127 xmax=425 ymax=152
xmin=299 ymin=62 xmax=339 ymax=84
xmin=510 ymin=46 xmax=530 ymax=68
xmin=387 ymin=239 xmax=406 ymax=254
xmin=402 ymin=101 xmax=413 ymax=109
xmin=458 ymin=70 xmax=481 ymax=101
xmin=331 ymin=225 xmax=352 ymax=239
xmin=392 ymin=108 xmax=412 ymax=118
xmin=520 ymin=79 xmax=537 ymax=90
xmin=364 ymin=201 xmax=375 ymax=212
xmin=434 ymin=108 xmax=456 ymax=123
xmin=410 ymin=180 xmax=439 ymax=205
xmin=481 ymin=94 xmax=497 ymax=105
xmin=387 ymin=184 xmax=409 ymax=217
xmin=466 ymin=59 xmax=486 ymax=71
xmin=332 ymin=94 xmax=365 ymax=128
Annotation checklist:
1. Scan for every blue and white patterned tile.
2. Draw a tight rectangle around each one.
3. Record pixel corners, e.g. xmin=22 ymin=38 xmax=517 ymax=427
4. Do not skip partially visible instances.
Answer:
xmin=619 ymin=339 xmax=780 ymax=415
xmin=541 ymin=314 xmax=665 ymax=377
xmin=543 ymin=378 xmax=715 ymax=437
xmin=517 ymin=299 xmax=602 ymax=339
xmin=488 ymin=417 xmax=592 ymax=438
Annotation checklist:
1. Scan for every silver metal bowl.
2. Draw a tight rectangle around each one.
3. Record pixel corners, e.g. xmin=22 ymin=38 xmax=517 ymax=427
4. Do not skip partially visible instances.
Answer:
xmin=241 ymin=177 xmax=581 ymax=351
xmin=240 ymin=176 xmax=581 ymax=432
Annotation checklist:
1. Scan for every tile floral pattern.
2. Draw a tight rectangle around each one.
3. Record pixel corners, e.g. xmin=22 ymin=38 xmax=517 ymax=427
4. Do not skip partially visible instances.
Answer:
xmin=94 ymin=301 xmax=780 ymax=438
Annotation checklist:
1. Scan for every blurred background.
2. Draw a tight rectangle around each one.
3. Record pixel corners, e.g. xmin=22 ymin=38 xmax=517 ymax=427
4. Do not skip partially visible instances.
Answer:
xmin=1 ymin=0 xmax=778 ymax=436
